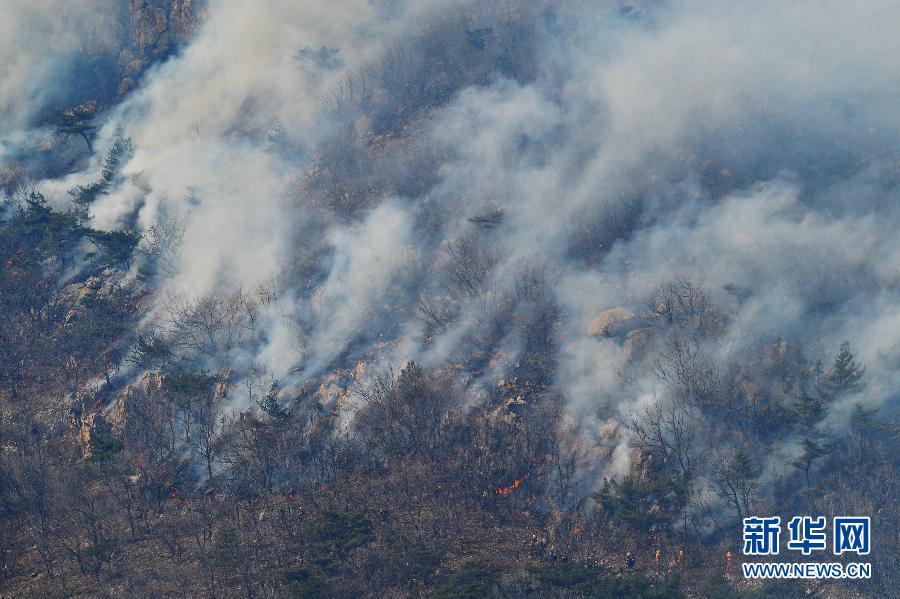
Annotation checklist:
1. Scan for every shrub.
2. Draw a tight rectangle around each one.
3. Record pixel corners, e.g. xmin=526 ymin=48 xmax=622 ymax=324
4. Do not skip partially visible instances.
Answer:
xmin=433 ymin=558 xmax=500 ymax=599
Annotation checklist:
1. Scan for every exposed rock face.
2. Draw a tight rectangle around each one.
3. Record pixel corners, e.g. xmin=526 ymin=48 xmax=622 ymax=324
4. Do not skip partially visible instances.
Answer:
xmin=0 ymin=1 xmax=206 ymax=190
xmin=623 ymin=328 xmax=650 ymax=363
xmin=118 ymin=0 xmax=205 ymax=93
xmin=631 ymin=448 xmax=655 ymax=481
xmin=80 ymin=411 xmax=114 ymax=459
xmin=141 ymin=371 xmax=166 ymax=392
xmin=60 ymin=275 xmax=121 ymax=327
xmin=586 ymin=307 xmax=654 ymax=364
xmin=314 ymin=361 xmax=367 ymax=406
xmin=126 ymin=0 xmax=204 ymax=57
xmin=597 ymin=418 xmax=622 ymax=454
xmin=214 ymin=368 xmax=234 ymax=402
xmin=51 ymin=1 xmax=205 ymax=115
xmin=586 ymin=308 xmax=634 ymax=337
xmin=110 ymin=385 xmax=131 ymax=436
xmin=105 ymin=373 xmax=163 ymax=440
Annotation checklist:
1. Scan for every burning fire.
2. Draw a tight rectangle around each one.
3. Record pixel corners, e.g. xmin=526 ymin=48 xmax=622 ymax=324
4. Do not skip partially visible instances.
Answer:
xmin=495 ymin=474 xmax=528 ymax=496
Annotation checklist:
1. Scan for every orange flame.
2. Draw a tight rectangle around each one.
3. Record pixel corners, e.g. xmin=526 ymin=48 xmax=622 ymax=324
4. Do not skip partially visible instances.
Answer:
xmin=496 ymin=474 xmax=528 ymax=496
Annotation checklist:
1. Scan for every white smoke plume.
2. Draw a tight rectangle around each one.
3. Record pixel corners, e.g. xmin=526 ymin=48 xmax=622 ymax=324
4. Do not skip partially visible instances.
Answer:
xmin=3 ymin=0 xmax=899 ymax=490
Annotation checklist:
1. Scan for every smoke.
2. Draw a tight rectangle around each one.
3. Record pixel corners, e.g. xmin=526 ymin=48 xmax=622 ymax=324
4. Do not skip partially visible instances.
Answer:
xmin=0 ymin=0 xmax=116 ymax=131
xmin=5 ymin=0 xmax=899 ymax=492
xmin=298 ymin=199 xmax=418 ymax=380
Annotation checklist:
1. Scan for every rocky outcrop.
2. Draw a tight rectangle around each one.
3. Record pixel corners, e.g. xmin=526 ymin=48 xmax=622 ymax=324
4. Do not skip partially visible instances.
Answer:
xmin=314 ymin=361 xmax=368 ymax=406
xmin=0 ymin=2 xmax=207 ymax=190
xmin=586 ymin=308 xmax=634 ymax=338
xmin=104 ymin=372 xmax=163 ymax=441
xmin=214 ymin=368 xmax=234 ymax=402
xmin=117 ymin=0 xmax=205 ymax=94
xmin=79 ymin=411 xmax=115 ymax=459
xmin=623 ymin=328 xmax=650 ymax=363
xmin=58 ymin=1 xmax=205 ymax=112
xmin=586 ymin=307 xmax=654 ymax=365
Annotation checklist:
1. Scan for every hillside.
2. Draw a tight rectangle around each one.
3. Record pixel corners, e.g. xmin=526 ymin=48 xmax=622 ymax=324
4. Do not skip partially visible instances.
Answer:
xmin=1 ymin=1 xmax=899 ymax=597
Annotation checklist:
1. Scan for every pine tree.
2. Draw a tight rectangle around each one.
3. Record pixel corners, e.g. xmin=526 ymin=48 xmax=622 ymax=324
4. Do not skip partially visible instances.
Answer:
xmin=820 ymin=341 xmax=865 ymax=397
xmin=397 ymin=361 xmax=426 ymax=400
xmin=793 ymin=436 xmax=828 ymax=488
xmin=794 ymin=390 xmax=828 ymax=433
xmin=791 ymin=390 xmax=831 ymax=487
xmin=56 ymin=102 xmax=98 ymax=152
xmin=69 ymin=137 xmax=134 ymax=205
xmin=711 ymin=450 xmax=763 ymax=521
xmin=258 ymin=381 xmax=288 ymax=422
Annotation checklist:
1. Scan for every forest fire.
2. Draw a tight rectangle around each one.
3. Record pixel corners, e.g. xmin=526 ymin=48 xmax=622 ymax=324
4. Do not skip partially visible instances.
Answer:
xmin=495 ymin=474 xmax=528 ymax=496
xmin=1 ymin=0 xmax=895 ymax=596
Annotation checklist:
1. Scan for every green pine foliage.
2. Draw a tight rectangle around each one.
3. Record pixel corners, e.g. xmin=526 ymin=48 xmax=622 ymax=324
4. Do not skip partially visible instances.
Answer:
xmin=596 ymin=473 xmax=689 ymax=530
xmin=68 ymin=137 xmax=134 ymax=206
xmin=790 ymin=390 xmax=833 ymax=487
xmin=305 ymin=510 xmax=374 ymax=575
xmin=433 ymin=558 xmax=500 ymax=599
xmin=820 ymin=341 xmax=865 ymax=397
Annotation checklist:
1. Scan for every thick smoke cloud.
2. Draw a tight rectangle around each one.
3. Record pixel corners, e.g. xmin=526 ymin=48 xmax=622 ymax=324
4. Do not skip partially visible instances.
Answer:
xmin=0 ymin=0 xmax=114 ymax=132
xmin=6 ymin=0 xmax=899 ymax=489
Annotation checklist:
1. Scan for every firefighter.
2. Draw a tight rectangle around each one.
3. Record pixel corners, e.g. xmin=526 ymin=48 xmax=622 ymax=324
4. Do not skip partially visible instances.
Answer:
xmin=655 ymin=548 xmax=661 ymax=573
xmin=675 ymin=549 xmax=684 ymax=570
xmin=725 ymin=550 xmax=734 ymax=578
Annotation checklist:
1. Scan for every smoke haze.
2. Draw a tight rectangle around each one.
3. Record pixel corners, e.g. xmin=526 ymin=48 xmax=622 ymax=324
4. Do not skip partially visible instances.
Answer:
xmin=3 ymin=0 xmax=899 ymax=480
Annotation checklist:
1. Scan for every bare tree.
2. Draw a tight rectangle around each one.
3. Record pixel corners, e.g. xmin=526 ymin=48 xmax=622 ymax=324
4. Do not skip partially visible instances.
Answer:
xmin=629 ymin=393 xmax=706 ymax=484
xmin=416 ymin=233 xmax=499 ymax=330
xmin=158 ymin=289 xmax=259 ymax=363
xmin=709 ymin=448 xmax=762 ymax=521
xmin=650 ymin=280 xmax=728 ymax=413
xmin=140 ymin=211 xmax=186 ymax=279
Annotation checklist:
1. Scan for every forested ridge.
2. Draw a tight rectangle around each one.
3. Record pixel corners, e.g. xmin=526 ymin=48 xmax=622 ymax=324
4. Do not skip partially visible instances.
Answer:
xmin=1 ymin=1 xmax=899 ymax=597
